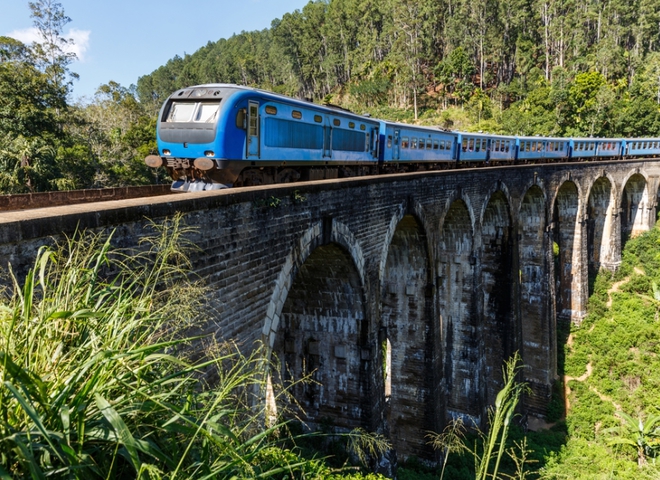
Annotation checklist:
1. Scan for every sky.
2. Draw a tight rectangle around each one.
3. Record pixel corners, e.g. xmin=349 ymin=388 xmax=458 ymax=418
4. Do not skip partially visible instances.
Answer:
xmin=0 ymin=0 xmax=311 ymax=102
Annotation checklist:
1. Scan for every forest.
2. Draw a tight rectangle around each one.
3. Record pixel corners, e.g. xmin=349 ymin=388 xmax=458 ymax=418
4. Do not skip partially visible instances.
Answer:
xmin=3 ymin=0 xmax=660 ymax=193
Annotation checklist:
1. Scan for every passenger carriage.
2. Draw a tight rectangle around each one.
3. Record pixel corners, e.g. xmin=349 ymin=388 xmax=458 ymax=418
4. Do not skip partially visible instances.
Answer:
xmin=380 ymin=121 xmax=456 ymax=164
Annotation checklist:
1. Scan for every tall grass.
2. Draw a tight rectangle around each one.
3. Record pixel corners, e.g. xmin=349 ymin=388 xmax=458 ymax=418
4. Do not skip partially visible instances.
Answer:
xmin=0 ymin=215 xmax=345 ymax=479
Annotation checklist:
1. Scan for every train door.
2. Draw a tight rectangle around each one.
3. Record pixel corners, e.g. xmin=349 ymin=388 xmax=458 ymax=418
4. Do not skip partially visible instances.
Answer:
xmin=370 ymin=127 xmax=379 ymax=158
xmin=247 ymin=101 xmax=260 ymax=159
xmin=323 ymin=119 xmax=332 ymax=158
xmin=393 ymin=129 xmax=400 ymax=160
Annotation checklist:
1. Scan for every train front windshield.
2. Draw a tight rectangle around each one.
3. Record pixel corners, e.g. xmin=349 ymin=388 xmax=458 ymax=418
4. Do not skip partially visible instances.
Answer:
xmin=166 ymin=101 xmax=221 ymax=123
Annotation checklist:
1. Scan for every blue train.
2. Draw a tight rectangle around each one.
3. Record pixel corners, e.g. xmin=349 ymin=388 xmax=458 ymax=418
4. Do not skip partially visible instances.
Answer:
xmin=144 ymin=84 xmax=660 ymax=191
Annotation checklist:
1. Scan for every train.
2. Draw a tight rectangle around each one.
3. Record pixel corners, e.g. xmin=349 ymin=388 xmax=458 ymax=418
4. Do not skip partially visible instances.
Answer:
xmin=144 ymin=83 xmax=660 ymax=191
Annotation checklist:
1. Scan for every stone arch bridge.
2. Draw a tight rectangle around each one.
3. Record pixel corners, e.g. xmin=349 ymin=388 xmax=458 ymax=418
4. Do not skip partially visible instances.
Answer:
xmin=1 ymin=160 xmax=659 ymax=459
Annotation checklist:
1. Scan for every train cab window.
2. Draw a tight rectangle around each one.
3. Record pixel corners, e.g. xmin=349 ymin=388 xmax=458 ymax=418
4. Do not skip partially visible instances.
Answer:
xmin=291 ymin=110 xmax=302 ymax=119
xmin=265 ymin=105 xmax=277 ymax=115
xmin=402 ymin=137 xmax=409 ymax=148
xmin=433 ymin=140 xmax=439 ymax=150
xmin=167 ymin=102 xmax=196 ymax=122
xmin=314 ymin=115 xmax=322 ymax=123
xmin=235 ymin=108 xmax=246 ymax=129
xmin=348 ymin=121 xmax=355 ymax=129
xmin=194 ymin=103 xmax=220 ymax=123
xmin=333 ymin=119 xmax=341 ymax=126
xmin=387 ymin=136 xmax=393 ymax=148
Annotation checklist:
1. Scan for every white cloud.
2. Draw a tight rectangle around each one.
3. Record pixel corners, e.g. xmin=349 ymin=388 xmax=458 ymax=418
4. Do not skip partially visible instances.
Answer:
xmin=6 ymin=27 xmax=91 ymax=62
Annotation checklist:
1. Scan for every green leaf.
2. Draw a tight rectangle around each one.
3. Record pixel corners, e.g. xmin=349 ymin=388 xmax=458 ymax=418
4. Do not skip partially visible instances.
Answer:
xmin=95 ymin=393 xmax=142 ymax=472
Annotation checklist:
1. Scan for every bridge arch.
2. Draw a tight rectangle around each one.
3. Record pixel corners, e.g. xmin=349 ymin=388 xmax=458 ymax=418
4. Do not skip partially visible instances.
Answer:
xmin=264 ymin=221 xmax=370 ymax=429
xmin=619 ymin=171 xmax=651 ymax=245
xmin=438 ymin=196 xmax=478 ymax=420
xmin=518 ymin=184 xmax=553 ymax=413
xmin=551 ymin=179 xmax=586 ymax=323
xmin=585 ymin=174 xmax=618 ymax=284
xmin=379 ymin=211 xmax=435 ymax=458
xmin=479 ymin=188 xmax=515 ymax=408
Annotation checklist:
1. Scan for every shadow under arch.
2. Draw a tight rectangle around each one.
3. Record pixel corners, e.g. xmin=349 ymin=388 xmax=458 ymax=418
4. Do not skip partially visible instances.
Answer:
xmin=480 ymin=190 xmax=515 ymax=409
xmin=263 ymin=221 xmax=370 ymax=430
xmin=380 ymin=213 xmax=436 ymax=460
xmin=620 ymin=172 xmax=650 ymax=249
xmin=586 ymin=176 xmax=616 ymax=295
xmin=438 ymin=198 xmax=478 ymax=421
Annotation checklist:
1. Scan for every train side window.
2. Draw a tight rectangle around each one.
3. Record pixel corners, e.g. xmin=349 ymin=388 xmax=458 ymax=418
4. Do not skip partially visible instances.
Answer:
xmin=265 ymin=105 xmax=277 ymax=115
xmin=411 ymin=138 xmax=418 ymax=149
xmin=333 ymin=119 xmax=341 ymax=126
xmin=314 ymin=115 xmax=322 ymax=123
xmin=402 ymin=137 xmax=409 ymax=148
xmin=360 ymin=124 xmax=366 ymax=131
xmin=291 ymin=110 xmax=302 ymax=119
xmin=506 ymin=142 xmax=510 ymax=152
xmin=387 ymin=136 xmax=393 ymax=148
xmin=433 ymin=140 xmax=439 ymax=150
xmin=235 ymin=108 xmax=247 ymax=129
xmin=462 ymin=138 xmax=468 ymax=152
xmin=349 ymin=121 xmax=355 ymax=129
xmin=425 ymin=139 xmax=431 ymax=149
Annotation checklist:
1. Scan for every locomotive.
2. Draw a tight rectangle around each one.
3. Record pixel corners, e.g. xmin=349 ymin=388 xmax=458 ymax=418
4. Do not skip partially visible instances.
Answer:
xmin=144 ymin=84 xmax=660 ymax=191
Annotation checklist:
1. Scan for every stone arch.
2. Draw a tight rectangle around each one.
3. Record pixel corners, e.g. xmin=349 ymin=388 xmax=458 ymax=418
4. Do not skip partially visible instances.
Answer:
xmin=518 ymin=184 xmax=553 ymax=414
xmin=264 ymin=221 xmax=369 ymax=430
xmin=438 ymin=198 xmax=478 ymax=420
xmin=262 ymin=220 xmax=366 ymax=351
xmin=552 ymin=180 xmax=585 ymax=323
xmin=480 ymin=190 xmax=514 ymax=408
xmin=272 ymin=245 xmax=368 ymax=430
xmin=586 ymin=176 xmax=616 ymax=288
xmin=620 ymin=172 xmax=650 ymax=245
xmin=380 ymin=213 xmax=434 ymax=459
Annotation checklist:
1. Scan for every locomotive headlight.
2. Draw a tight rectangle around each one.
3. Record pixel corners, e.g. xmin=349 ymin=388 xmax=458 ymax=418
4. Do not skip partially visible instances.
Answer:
xmin=204 ymin=150 xmax=215 ymax=157
xmin=163 ymin=149 xmax=171 ymax=156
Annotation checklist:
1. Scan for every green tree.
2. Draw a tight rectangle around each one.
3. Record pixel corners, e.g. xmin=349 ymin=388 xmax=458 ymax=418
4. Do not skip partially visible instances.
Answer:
xmin=28 ymin=0 xmax=78 ymax=91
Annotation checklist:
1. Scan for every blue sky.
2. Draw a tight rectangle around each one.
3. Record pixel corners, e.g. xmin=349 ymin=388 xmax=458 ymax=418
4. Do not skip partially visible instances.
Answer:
xmin=1 ymin=0 xmax=310 ymax=102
